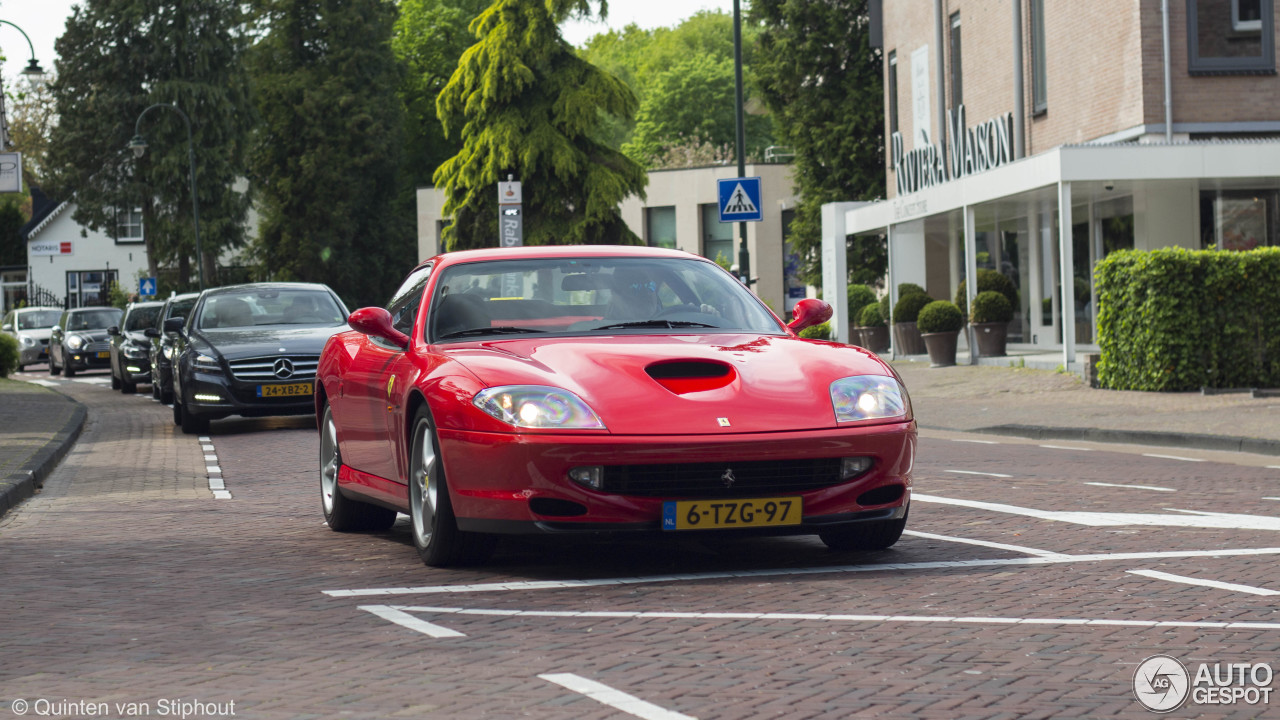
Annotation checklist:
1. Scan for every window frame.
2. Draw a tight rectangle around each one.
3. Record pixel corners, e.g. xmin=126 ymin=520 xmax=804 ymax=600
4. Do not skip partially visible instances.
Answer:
xmin=1030 ymin=0 xmax=1048 ymax=114
xmin=115 ymin=206 xmax=145 ymax=245
xmin=950 ymin=12 xmax=963 ymax=109
xmin=887 ymin=50 xmax=899 ymax=135
xmin=1187 ymin=0 xmax=1276 ymax=75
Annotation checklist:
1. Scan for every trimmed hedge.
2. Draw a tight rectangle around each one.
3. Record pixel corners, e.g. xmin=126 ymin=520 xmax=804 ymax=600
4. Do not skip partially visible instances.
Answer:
xmin=892 ymin=292 xmax=933 ymax=323
xmin=917 ymin=300 xmax=964 ymax=333
xmin=798 ymin=321 xmax=832 ymax=340
xmin=1095 ymin=247 xmax=1280 ymax=391
xmin=0 ymin=333 xmax=17 ymax=377
xmin=858 ymin=301 xmax=886 ymax=327
xmin=954 ymin=269 xmax=1018 ymax=314
xmin=971 ymin=291 xmax=1013 ymax=324
xmin=847 ymin=284 xmax=877 ymax=316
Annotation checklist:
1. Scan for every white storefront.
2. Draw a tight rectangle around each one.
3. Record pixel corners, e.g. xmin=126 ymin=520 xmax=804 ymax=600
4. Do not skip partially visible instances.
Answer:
xmin=24 ymin=200 xmax=150 ymax=309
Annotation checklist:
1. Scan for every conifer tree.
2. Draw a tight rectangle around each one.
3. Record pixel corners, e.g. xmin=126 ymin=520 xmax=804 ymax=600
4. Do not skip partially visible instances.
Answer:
xmin=247 ymin=0 xmax=410 ymax=307
xmin=433 ymin=0 xmax=646 ymax=250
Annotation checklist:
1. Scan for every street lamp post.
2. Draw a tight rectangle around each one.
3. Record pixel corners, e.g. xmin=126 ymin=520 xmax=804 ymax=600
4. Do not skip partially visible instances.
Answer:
xmin=0 ymin=19 xmax=48 ymax=151
xmin=129 ymin=103 xmax=204 ymax=292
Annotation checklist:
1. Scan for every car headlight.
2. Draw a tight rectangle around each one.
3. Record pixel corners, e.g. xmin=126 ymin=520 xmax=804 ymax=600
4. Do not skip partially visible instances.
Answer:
xmin=194 ymin=354 xmax=221 ymax=372
xmin=830 ymin=375 xmax=909 ymax=422
xmin=21 ymin=336 xmax=35 ymax=347
xmin=474 ymin=386 xmax=606 ymax=429
xmin=67 ymin=335 xmax=85 ymax=350
xmin=124 ymin=343 xmax=148 ymax=358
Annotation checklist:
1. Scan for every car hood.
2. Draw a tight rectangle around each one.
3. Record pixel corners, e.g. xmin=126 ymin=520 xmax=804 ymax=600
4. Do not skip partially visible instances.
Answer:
xmin=442 ymin=334 xmax=903 ymax=434
xmin=124 ymin=330 xmax=151 ymax=344
xmin=195 ymin=325 xmax=349 ymax=360
xmin=18 ymin=328 xmax=53 ymax=341
xmin=69 ymin=329 xmax=112 ymax=343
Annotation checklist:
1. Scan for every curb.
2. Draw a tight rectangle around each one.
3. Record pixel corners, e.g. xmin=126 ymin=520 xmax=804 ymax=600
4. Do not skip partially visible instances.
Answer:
xmin=0 ymin=397 xmax=87 ymax=518
xmin=968 ymin=423 xmax=1280 ymax=457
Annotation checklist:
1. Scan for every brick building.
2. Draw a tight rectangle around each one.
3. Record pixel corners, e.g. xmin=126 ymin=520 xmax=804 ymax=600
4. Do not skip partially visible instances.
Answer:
xmin=825 ymin=0 xmax=1280 ymax=366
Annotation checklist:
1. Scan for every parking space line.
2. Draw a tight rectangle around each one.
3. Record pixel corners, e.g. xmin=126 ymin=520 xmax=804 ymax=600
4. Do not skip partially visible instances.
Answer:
xmin=949 ymin=438 xmax=999 ymax=444
xmin=1142 ymin=453 xmax=1206 ymax=462
xmin=1084 ymin=482 xmax=1176 ymax=493
xmin=198 ymin=436 xmax=231 ymax=500
xmin=1127 ymin=569 xmax=1280 ymax=596
xmin=943 ymin=469 xmax=1014 ymax=478
xmin=359 ymin=605 xmax=465 ymax=637
xmin=1039 ymin=444 xmax=1094 ymax=451
xmin=323 ymin=547 xmax=1280 ymax=597
xmin=539 ymin=673 xmax=697 ymax=720
xmin=902 ymin=529 xmax=1065 ymax=558
xmin=382 ymin=604 xmax=1280 ymax=634
xmin=914 ymin=493 xmax=1280 ymax=529
xmin=23 ymin=379 xmax=59 ymax=388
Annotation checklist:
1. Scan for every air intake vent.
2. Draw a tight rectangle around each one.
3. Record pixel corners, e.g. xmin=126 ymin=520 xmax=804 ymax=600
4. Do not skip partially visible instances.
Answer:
xmin=645 ymin=360 xmax=735 ymax=394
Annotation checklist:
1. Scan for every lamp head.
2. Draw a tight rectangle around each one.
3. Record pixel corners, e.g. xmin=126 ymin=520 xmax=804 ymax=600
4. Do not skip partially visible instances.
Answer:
xmin=21 ymin=58 xmax=45 ymax=80
xmin=128 ymin=135 xmax=147 ymax=159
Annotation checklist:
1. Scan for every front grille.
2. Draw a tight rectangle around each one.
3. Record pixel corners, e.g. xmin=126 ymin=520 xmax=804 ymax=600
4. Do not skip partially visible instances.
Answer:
xmin=39 ymin=339 xmax=48 ymax=346
xmin=85 ymin=340 xmax=111 ymax=354
xmin=228 ymin=354 xmax=320 ymax=381
xmin=601 ymin=458 xmax=845 ymax=498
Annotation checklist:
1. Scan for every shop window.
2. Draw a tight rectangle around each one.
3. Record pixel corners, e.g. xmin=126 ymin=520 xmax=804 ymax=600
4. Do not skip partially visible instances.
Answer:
xmin=1187 ymin=0 xmax=1275 ymax=74
xmin=700 ymin=203 xmax=734 ymax=268
xmin=887 ymin=51 xmax=899 ymax=135
xmin=645 ymin=206 xmax=677 ymax=249
xmin=1031 ymin=0 xmax=1047 ymax=113
xmin=1200 ymin=189 xmax=1279 ymax=249
xmin=116 ymin=207 xmax=144 ymax=244
xmin=950 ymin=13 xmax=963 ymax=108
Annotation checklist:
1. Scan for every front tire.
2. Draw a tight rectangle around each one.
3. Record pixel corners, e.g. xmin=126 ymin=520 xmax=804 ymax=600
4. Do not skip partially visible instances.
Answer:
xmin=63 ymin=360 xmax=76 ymax=377
xmin=320 ymin=404 xmax=395 ymax=532
xmin=408 ymin=407 xmax=494 ymax=567
xmin=121 ymin=377 xmax=137 ymax=394
xmin=111 ymin=365 xmax=122 ymax=390
xmin=819 ymin=507 xmax=908 ymax=552
xmin=177 ymin=398 xmax=209 ymax=435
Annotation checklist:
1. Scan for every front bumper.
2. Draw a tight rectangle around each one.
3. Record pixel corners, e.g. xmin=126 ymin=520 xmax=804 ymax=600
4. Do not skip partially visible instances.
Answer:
xmin=184 ymin=369 xmax=316 ymax=420
xmin=19 ymin=343 xmax=48 ymax=365
xmin=66 ymin=348 xmax=113 ymax=370
xmin=435 ymin=421 xmax=916 ymax=533
xmin=120 ymin=356 xmax=152 ymax=383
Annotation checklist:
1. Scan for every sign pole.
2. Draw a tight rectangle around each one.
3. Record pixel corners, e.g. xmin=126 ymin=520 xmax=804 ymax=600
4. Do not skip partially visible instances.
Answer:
xmin=732 ymin=0 xmax=750 ymax=284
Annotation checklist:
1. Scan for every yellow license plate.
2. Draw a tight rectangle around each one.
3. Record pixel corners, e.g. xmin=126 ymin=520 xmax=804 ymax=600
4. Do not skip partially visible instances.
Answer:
xmin=662 ymin=497 xmax=802 ymax=531
xmin=97 ymin=351 xmax=110 ymax=358
xmin=257 ymin=382 xmax=313 ymax=398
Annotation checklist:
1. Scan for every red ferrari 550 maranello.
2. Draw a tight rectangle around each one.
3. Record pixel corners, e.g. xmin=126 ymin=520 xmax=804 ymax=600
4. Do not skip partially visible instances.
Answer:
xmin=317 ymin=245 xmax=916 ymax=566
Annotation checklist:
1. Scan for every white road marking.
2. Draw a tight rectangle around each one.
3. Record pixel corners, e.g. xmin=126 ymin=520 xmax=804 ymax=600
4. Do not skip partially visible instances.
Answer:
xmin=902 ymin=529 xmax=1065 ymax=558
xmin=1127 ymin=569 xmax=1280 ymax=596
xmin=1264 ymin=497 xmax=1280 ymax=501
xmin=540 ymin=673 xmax=697 ymax=720
xmin=950 ymin=438 xmax=999 ymax=444
xmin=323 ymin=547 xmax=1280 ymax=597
xmin=198 ymin=438 xmax=230 ymax=499
xmin=944 ymin=469 xmax=1014 ymax=478
xmin=1039 ymin=444 xmax=1094 ymax=451
xmin=212 ymin=490 xmax=232 ymax=500
xmin=1142 ymin=453 xmax=1206 ymax=463
xmin=914 ymin=493 xmax=1280 ymax=530
xmin=1085 ymin=482 xmax=1177 ymax=493
xmin=22 ymin=379 xmax=59 ymax=388
xmin=381 ymin=604 xmax=1280 ymax=633
xmin=1268 ymin=466 xmax=1280 ymax=470
xmin=359 ymin=605 xmax=464 ymax=637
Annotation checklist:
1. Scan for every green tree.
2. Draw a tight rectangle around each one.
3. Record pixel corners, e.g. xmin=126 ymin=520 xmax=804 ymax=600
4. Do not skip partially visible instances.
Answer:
xmin=751 ymin=0 xmax=885 ymax=288
xmin=47 ymin=0 xmax=253 ymax=288
xmin=0 ymin=196 xmax=24 ymax=267
xmin=248 ymin=0 xmax=411 ymax=308
xmin=5 ymin=76 xmax=56 ymax=189
xmin=434 ymin=0 xmax=646 ymax=249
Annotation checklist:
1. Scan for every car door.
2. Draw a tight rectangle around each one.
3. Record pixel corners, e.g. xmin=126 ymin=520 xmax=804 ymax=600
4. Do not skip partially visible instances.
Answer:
xmin=336 ymin=265 xmax=432 ymax=482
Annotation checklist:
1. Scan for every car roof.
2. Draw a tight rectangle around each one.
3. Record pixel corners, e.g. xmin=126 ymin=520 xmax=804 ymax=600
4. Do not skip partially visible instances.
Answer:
xmin=16 ymin=306 xmax=62 ymax=313
xmin=202 ymin=282 xmax=334 ymax=296
xmin=166 ymin=292 xmax=202 ymax=303
xmin=126 ymin=301 xmax=166 ymax=310
xmin=67 ymin=306 xmax=122 ymax=313
xmin=422 ymin=245 xmax=703 ymax=272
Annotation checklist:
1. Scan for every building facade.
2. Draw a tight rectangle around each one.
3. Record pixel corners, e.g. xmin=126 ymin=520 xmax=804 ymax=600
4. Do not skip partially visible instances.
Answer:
xmin=827 ymin=0 xmax=1280 ymax=365
xmin=417 ymin=164 xmax=803 ymax=316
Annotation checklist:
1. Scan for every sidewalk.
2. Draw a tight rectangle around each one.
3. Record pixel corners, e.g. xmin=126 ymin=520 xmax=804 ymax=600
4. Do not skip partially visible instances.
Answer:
xmin=3 ymin=358 xmax=1280 ymax=518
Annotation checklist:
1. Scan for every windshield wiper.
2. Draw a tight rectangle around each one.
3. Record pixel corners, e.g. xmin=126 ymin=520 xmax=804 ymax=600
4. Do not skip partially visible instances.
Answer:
xmin=438 ymin=326 xmax=547 ymax=340
xmin=588 ymin=320 xmax=719 ymax=331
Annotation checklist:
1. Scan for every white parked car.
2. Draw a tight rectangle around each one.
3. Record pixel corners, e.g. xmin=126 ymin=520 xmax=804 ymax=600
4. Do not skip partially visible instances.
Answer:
xmin=1 ymin=306 xmax=64 ymax=371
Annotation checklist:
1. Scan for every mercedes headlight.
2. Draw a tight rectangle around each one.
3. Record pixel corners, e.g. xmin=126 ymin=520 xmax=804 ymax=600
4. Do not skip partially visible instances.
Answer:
xmin=67 ymin=335 xmax=85 ymax=350
xmin=830 ymin=375 xmax=909 ymax=422
xmin=194 ymin=354 xmax=221 ymax=372
xmin=124 ymin=343 xmax=148 ymax=358
xmin=474 ymin=386 xmax=606 ymax=429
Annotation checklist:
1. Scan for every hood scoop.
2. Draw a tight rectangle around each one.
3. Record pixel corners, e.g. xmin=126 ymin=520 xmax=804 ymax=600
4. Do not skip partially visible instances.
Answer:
xmin=645 ymin=360 xmax=736 ymax=395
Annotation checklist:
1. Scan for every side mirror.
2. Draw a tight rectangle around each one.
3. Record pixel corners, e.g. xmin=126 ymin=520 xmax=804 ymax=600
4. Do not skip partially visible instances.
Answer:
xmin=50 ymin=325 xmax=61 ymax=335
xmin=163 ymin=317 xmax=185 ymax=333
xmin=1 ymin=323 xmax=11 ymax=332
xmin=347 ymin=307 xmax=410 ymax=349
xmin=144 ymin=327 xmax=161 ymax=338
xmin=108 ymin=326 xmax=121 ymax=336
xmin=787 ymin=298 xmax=833 ymax=334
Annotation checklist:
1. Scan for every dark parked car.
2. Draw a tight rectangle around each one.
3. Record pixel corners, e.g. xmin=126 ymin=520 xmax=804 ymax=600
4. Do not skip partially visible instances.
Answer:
xmin=146 ymin=292 xmax=200 ymax=404
xmin=2 ymin=306 xmax=62 ymax=371
xmin=108 ymin=300 xmax=165 ymax=393
xmin=169 ymin=282 xmax=349 ymax=434
xmin=49 ymin=306 xmax=124 ymax=377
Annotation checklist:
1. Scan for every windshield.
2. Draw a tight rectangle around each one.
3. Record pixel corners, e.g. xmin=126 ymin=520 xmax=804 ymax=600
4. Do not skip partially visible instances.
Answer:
xmin=125 ymin=305 xmax=163 ymax=332
xmin=428 ymin=256 xmax=781 ymax=342
xmin=18 ymin=310 xmax=62 ymax=330
xmin=65 ymin=308 xmax=123 ymax=332
xmin=197 ymin=288 xmax=346 ymax=330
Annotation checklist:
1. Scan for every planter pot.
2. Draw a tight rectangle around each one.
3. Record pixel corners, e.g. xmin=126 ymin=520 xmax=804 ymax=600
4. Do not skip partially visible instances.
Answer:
xmin=893 ymin=321 xmax=927 ymax=355
xmin=971 ymin=322 xmax=1008 ymax=357
xmin=858 ymin=325 xmax=891 ymax=353
xmin=922 ymin=330 xmax=960 ymax=367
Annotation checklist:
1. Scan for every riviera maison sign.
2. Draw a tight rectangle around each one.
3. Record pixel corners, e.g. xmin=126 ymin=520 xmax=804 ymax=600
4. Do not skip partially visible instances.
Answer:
xmin=891 ymin=105 xmax=1014 ymax=196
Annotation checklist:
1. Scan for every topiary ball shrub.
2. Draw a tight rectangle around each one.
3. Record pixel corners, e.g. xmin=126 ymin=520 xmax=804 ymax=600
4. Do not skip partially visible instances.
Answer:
xmin=893 ymin=292 xmax=934 ymax=324
xmin=916 ymin=300 xmax=964 ymax=334
xmin=858 ymin=301 xmax=885 ymax=327
xmin=798 ymin=321 xmax=832 ymax=340
xmin=847 ymin=284 xmax=877 ymax=318
xmin=0 ymin=333 xmax=18 ymax=378
xmin=898 ymin=282 xmax=927 ymax=299
xmin=970 ymin=291 xmax=1013 ymax=324
xmin=954 ymin=269 xmax=1018 ymax=311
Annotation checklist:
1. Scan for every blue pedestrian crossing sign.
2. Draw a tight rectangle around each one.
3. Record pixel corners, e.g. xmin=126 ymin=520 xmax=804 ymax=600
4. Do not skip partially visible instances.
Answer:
xmin=717 ymin=176 xmax=763 ymax=223
xmin=139 ymin=277 xmax=157 ymax=297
